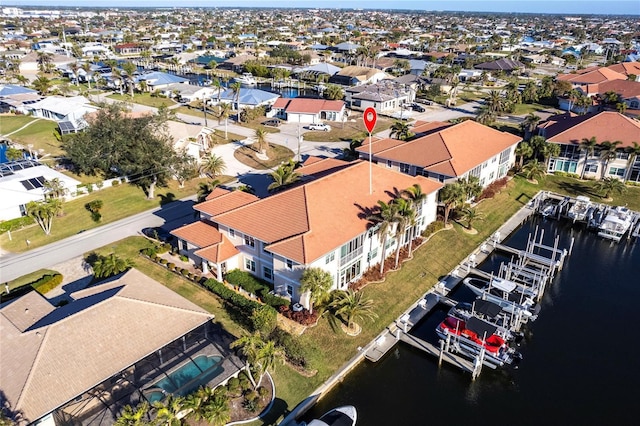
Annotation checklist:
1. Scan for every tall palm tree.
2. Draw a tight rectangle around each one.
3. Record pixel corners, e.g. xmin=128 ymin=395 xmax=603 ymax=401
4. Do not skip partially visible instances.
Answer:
xmin=521 ymin=113 xmax=540 ymax=140
xmin=26 ymin=199 xmax=62 ymax=235
xmin=459 ymin=176 xmax=482 ymax=201
xmin=229 ymin=81 xmax=242 ymax=117
xmin=211 ymin=78 xmax=222 ymax=104
xmin=485 ymin=90 xmax=507 ymax=115
xmin=578 ymin=136 xmax=598 ymax=179
xmin=68 ymin=62 xmax=80 ymax=86
xmin=460 ymin=206 xmax=484 ymax=230
xmin=367 ymin=200 xmax=398 ymax=274
xmin=541 ymin=143 xmax=561 ymax=170
xmin=254 ymin=340 xmax=285 ymax=387
xmin=329 ymin=289 xmax=377 ymax=335
xmin=121 ymin=61 xmax=137 ymax=97
xmin=515 ymin=141 xmax=533 ymax=169
xmin=439 ymin=182 xmax=465 ymax=225
xmin=598 ymin=140 xmax=622 ymax=179
xmin=254 ymin=127 xmax=268 ymax=153
xmin=567 ymin=88 xmax=581 ymax=112
xmin=402 ymin=184 xmax=427 ymax=257
xmin=114 ymin=402 xmax=150 ymax=426
xmin=392 ymin=198 xmax=415 ymax=268
xmin=32 ymin=75 xmax=52 ymax=95
xmin=36 ymin=51 xmax=53 ymax=73
xmin=199 ymin=154 xmax=226 ymax=178
xmin=624 ymin=141 xmax=640 ymax=182
xmin=230 ymin=333 xmax=262 ymax=388
xmin=299 ymin=267 xmax=333 ymax=314
xmin=152 ymin=395 xmax=185 ymax=426
xmin=594 ymin=177 xmax=626 ymax=199
xmin=389 ymin=121 xmax=412 ymax=140
xmin=475 ymin=106 xmax=496 ymax=125
xmin=81 ymin=62 xmax=92 ymax=89
xmin=218 ymin=102 xmax=231 ymax=139
xmin=92 ymin=253 xmax=132 ymax=278
xmin=268 ymin=160 xmax=300 ymax=192
xmin=528 ymin=135 xmax=548 ymax=161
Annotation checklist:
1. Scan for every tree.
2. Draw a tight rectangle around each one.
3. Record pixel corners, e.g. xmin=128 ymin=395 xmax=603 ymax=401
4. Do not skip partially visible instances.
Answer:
xmin=81 ymin=62 xmax=92 ymax=89
xmin=402 ymin=184 xmax=427 ymax=257
xmin=152 ymin=395 xmax=185 ymax=426
xmin=253 ymin=340 xmax=285 ymax=387
xmin=624 ymin=141 xmax=640 ymax=182
xmin=367 ymin=200 xmax=398 ymax=274
xmin=201 ymin=392 xmax=230 ymax=426
xmin=26 ymin=199 xmax=62 ymax=235
xmin=63 ymin=103 xmax=178 ymax=199
xmin=515 ymin=141 xmax=533 ymax=169
xmin=230 ymin=333 xmax=262 ymax=388
xmin=254 ymin=127 xmax=268 ymax=154
xmin=439 ymin=182 xmax=465 ymax=225
xmin=521 ymin=81 xmax=539 ymax=103
xmin=579 ymin=136 xmax=598 ymax=179
xmin=268 ymin=160 xmax=300 ymax=192
xmin=616 ymin=102 xmax=627 ymax=114
xmin=460 ymin=206 xmax=484 ymax=230
xmin=68 ymin=62 xmax=80 ymax=86
xmin=475 ymin=106 xmax=496 ymax=125
xmin=541 ymin=142 xmax=560 ymax=169
xmin=196 ymin=179 xmax=220 ymax=203
xmin=329 ymin=289 xmax=377 ymax=335
xmin=594 ymin=177 xmax=626 ymax=199
xmin=121 ymin=61 xmax=137 ymax=97
xmin=598 ymin=140 xmax=622 ymax=179
xmin=5 ymin=147 xmax=23 ymax=161
xmin=485 ymin=90 xmax=507 ymax=115
xmin=43 ymin=178 xmax=67 ymax=199
xmin=32 ymin=75 xmax=52 ymax=95
xmin=114 ymin=402 xmax=150 ymax=426
xmin=184 ymin=387 xmax=213 ymax=422
xmin=91 ymin=253 xmax=132 ymax=278
xmin=522 ymin=159 xmax=546 ymax=183
xmin=172 ymin=151 xmax=198 ymax=188
xmin=85 ymin=199 xmax=104 ymax=222
xmin=324 ymin=84 xmax=343 ymax=100
xmin=389 ymin=121 xmax=412 ymax=140
xmin=459 ymin=176 xmax=482 ymax=201
xmin=392 ymin=197 xmax=415 ymax=268
xmin=299 ymin=267 xmax=333 ymax=314
xmin=199 ymin=153 xmax=226 ymax=178
xmin=36 ymin=51 xmax=53 ymax=73
xmin=521 ymin=113 xmax=540 ymax=140
xmin=229 ymin=81 xmax=242 ymax=116
xmin=528 ymin=135 xmax=548 ymax=161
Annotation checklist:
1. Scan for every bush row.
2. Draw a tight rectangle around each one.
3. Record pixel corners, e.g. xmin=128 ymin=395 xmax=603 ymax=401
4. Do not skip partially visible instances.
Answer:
xmin=476 ymin=177 xmax=509 ymax=201
xmin=203 ymin=278 xmax=278 ymax=324
xmin=422 ymin=220 xmax=445 ymax=238
xmin=224 ymin=269 xmax=289 ymax=309
xmin=32 ymin=274 xmax=64 ymax=295
xmin=0 ymin=216 xmax=35 ymax=234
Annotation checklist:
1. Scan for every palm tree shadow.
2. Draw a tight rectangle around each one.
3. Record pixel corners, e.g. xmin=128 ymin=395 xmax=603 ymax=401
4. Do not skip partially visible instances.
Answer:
xmin=556 ymin=181 xmax=601 ymax=198
xmin=158 ymin=192 xmax=176 ymax=205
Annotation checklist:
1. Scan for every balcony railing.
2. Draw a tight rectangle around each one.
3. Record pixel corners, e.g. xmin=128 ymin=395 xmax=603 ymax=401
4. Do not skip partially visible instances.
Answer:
xmin=339 ymin=246 xmax=363 ymax=267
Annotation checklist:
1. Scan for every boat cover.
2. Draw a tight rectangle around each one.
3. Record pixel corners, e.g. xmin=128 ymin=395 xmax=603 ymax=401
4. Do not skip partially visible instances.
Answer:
xmin=466 ymin=316 xmax=498 ymax=338
xmin=492 ymin=277 xmax=517 ymax=292
xmin=313 ymin=411 xmax=355 ymax=426
xmin=473 ymin=299 xmax=502 ymax=318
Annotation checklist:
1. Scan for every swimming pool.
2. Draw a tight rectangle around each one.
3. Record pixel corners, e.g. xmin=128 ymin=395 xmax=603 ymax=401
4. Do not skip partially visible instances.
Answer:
xmin=152 ymin=355 xmax=223 ymax=397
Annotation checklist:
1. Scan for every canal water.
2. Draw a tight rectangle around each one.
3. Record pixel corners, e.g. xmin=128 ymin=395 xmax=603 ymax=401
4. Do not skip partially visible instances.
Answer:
xmin=304 ymin=216 xmax=640 ymax=425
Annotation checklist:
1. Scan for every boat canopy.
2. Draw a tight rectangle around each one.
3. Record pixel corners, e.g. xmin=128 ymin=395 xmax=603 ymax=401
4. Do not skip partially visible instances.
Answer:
xmin=466 ymin=316 xmax=498 ymax=339
xmin=473 ymin=299 xmax=502 ymax=318
xmin=492 ymin=277 xmax=517 ymax=293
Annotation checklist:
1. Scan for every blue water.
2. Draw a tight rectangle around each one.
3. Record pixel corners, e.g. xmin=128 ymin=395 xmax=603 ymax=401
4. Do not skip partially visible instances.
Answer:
xmin=153 ymin=355 xmax=223 ymax=395
xmin=305 ymin=216 xmax=640 ymax=425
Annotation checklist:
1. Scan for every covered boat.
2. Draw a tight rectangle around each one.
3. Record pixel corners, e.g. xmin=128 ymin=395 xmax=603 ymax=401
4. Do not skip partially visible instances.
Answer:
xmin=306 ymin=405 xmax=357 ymax=426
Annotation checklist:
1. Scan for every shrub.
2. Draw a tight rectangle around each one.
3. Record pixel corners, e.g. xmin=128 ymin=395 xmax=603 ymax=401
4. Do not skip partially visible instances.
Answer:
xmin=31 ymin=274 xmax=64 ymax=295
xmin=269 ymin=328 xmax=308 ymax=368
xmin=244 ymin=390 xmax=259 ymax=403
xmin=181 ymin=269 xmax=190 ymax=277
xmin=225 ymin=269 xmax=265 ymax=295
xmin=167 ymin=263 xmax=175 ymax=270
xmin=179 ymin=255 xmax=188 ymax=262
xmin=95 ymin=181 xmax=104 ymax=189
xmin=243 ymin=398 xmax=259 ymax=413
xmin=278 ymin=305 xmax=318 ymax=326
xmin=227 ymin=377 xmax=241 ymax=395
xmin=258 ymin=386 xmax=268 ymax=397
xmin=250 ymin=304 xmax=277 ymax=336
xmin=202 ymin=279 xmax=276 ymax=328
xmin=157 ymin=243 xmax=171 ymax=254
xmin=422 ymin=220 xmax=445 ymax=237
xmin=0 ymin=216 xmax=35 ymax=234
xmin=111 ymin=179 xmax=120 ymax=186
xmin=159 ymin=258 xmax=168 ymax=265
xmin=259 ymin=290 xmax=289 ymax=309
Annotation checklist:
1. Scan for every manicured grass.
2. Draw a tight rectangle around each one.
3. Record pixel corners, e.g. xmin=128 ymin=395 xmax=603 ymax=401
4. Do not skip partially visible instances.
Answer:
xmin=108 ymin=92 xmax=178 ymax=109
xmin=6 ymin=119 xmax=63 ymax=157
xmin=233 ymin=143 xmax=294 ymax=170
xmin=511 ymin=102 xmax=560 ymax=116
xmin=0 ymin=176 xmax=233 ymax=253
xmin=1 ymin=114 xmax=39 ymax=135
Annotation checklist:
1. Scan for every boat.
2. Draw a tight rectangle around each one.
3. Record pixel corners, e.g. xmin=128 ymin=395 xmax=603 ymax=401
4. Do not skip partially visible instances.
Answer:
xmin=539 ymin=198 xmax=558 ymax=218
xmin=235 ymin=72 xmax=257 ymax=85
xmin=598 ymin=206 xmax=634 ymax=242
xmin=567 ymin=196 xmax=591 ymax=222
xmin=449 ymin=300 xmax=525 ymax=342
xmin=436 ymin=315 xmax=522 ymax=368
xmin=463 ymin=277 xmax=540 ymax=321
xmin=304 ymin=405 xmax=357 ymax=426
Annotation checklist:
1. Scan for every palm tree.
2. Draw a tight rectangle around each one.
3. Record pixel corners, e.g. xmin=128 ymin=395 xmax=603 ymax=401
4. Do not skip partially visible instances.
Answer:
xmin=81 ymin=62 xmax=92 ymax=89
xmin=541 ymin=142 xmax=561 ymax=170
xmin=229 ymin=81 xmax=242 ymax=117
xmin=579 ymin=136 xmax=598 ymax=179
xmin=26 ymin=199 xmax=62 ymax=235
xmin=439 ymin=182 xmax=465 ymax=225
xmin=485 ymin=90 xmax=507 ymax=115
xmin=211 ymin=78 xmax=222 ymax=104
xmin=201 ymin=392 xmax=230 ymax=426
xmin=115 ymin=402 xmax=150 ymax=426
xmin=230 ymin=333 xmax=262 ymax=388
xmin=460 ymin=206 xmax=484 ymax=231
xmin=253 ymin=340 xmax=285 ymax=387
xmin=37 ymin=51 xmax=53 ymax=73
xmin=268 ymin=160 xmax=300 ymax=192
xmin=392 ymin=198 xmax=415 ymax=268
xmin=32 ymin=75 xmax=52 ymax=95
xmin=43 ymin=178 xmax=67 ymax=199
xmin=152 ymin=395 xmax=185 ymax=426
xmin=196 ymin=179 xmax=220 ymax=203
xmin=5 ymin=147 xmax=24 ymax=161
xmin=528 ymin=135 xmax=548 ymax=161
xmin=324 ymin=84 xmax=343 ymax=100
xmin=254 ymin=127 xmax=268 ymax=154
xmin=459 ymin=176 xmax=482 ymax=201
xmin=389 ymin=121 xmax=412 ymax=140
xmin=68 ymin=62 xmax=80 ymax=86
xmin=515 ymin=141 xmax=533 ymax=169
xmin=521 ymin=113 xmax=540 ymax=140
xmin=199 ymin=154 xmax=226 ymax=178
xmin=367 ymin=200 xmax=399 ymax=274
xmin=624 ymin=141 xmax=640 ymax=182
xmin=91 ymin=253 xmax=132 ymax=278
xmin=121 ymin=61 xmax=137 ymax=97
xmin=594 ymin=177 xmax=627 ymax=199
xmin=329 ymin=289 xmax=377 ymax=335
xmin=566 ymin=88 xmax=581 ymax=112
xmin=522 ymin=159 xmax=546 ymax=183
xmin=402 ymin=184 xmax=427 ymax=257
xmin=616 ymin=102 xmax=628 ymax=114
xmin=184 ymin=387 xmax=214 ymax=422
xmin=475 ymin=106 xmax=496 ymax=125
xmin=299 ymin=267 xmax=333 ymax=314
xmin=598 ymin=140 xmax=622 ymax=179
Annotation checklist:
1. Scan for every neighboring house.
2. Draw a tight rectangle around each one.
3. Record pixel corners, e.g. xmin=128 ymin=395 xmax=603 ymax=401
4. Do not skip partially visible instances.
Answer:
xmin=163 ymin=82 xmax=217 ymax=102
xmin=557 ymin=66 xmax=627 ymax=87
xmin=216 ymin=88 xmax=280 ymax=109
xmin=474 ymin=58 xmax=524 ymax=73
xmin=0 ymin=268 xmax=242 ymax=425
xmin=172 ymin=158 xmax=442 ymax=302
xmin=219 ymin=54 xmax=254 ymax=72
xmin=295 ymin=62 xmax=341 ymax=77
xmin=18 ymin=51 xmax=75 ymax=73
xmin=345 ymin=80 xmax=413 ymax=113
xmin=357 ymin=120 xmax=521 ymax=187
xmin=25 ymin=95 xmax=98 ymax=134
xmin=166 ymin=121 xmax=215 ymax=161
xmin=81 ymin=43 xmax=112 ymax=58
xmin=135 ymin=71 xmax=190 ymax=92
xmin=328 ymin=65 xmax=390 ymax=86
xmin=538 ymin=111 xmax=640 ymax=182
xmin=606 ymin=61 xmax=640 ymax=82
xmin=270 ymin=98 xmax=346 ymax=123
xmin=0 ymin=159 xmax=81 ymax=222
xmin=0 ymin=84 xmax=40 ymax=113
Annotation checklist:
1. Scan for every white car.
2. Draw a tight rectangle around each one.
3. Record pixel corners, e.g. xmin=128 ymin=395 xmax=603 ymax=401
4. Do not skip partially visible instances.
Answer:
xmin=308 ymin=123 xmax=331 ymax=131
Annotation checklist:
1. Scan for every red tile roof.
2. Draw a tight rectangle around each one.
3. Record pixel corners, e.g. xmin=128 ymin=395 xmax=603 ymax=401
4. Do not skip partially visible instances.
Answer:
xmin=357 ymin=137 xmax=405 ymax=155
xmin=557 ymin=67 xmax=627 ymax=85
xmin=607 ymin=62 xmax=640 ymax=77
xmin=171 ymin=221 xmax=222 ymax=247
xmin=542 ymin=111 xmax=640 ymax=148
xmin=197 ymin=190 xmax=259 ymax=216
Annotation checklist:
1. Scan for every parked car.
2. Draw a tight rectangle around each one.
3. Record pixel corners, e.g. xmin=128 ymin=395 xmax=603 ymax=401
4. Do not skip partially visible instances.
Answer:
xmin=142 ymin=227 xmax=174 ymax=243
xmin=263 ymin=118 xmax=281 ymax=127
xmin=410 ymin=103 xmax=426 ymax=112
xmin=308 ymin=123 xmax=331 ymax=131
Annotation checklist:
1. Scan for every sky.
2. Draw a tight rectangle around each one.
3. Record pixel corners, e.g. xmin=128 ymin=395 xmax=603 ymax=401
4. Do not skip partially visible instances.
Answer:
xmin=4 ymin=1 xmax=640 ymax=16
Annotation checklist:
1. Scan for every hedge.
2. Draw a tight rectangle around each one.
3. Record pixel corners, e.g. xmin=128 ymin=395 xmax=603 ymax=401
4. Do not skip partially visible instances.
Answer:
xmin=224 ymin=269 xmax=289 ymax=308
xmin=31 ymin=274 xmax=64 ymax=295
xmin=269 ymin=328 xmax=309 ymax=368
xmin=0 ymin=216 xmax=35 ymax=234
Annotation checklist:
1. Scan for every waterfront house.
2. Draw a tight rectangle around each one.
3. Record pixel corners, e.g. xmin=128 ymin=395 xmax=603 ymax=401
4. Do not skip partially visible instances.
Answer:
xmin=329 ymin=65 xmax=390 ymax=87
xmin=270 ymin=98 xmax=346 ymax=123
xmin=216 ymin=88 xmax=280 ymax=109
xmin=171 ymin=159 xmax=442 ymax=302
xmin=134 ymin=71 xmax=189 ymax=92
xmin=0 ymin=268 xmax=241 ymax=426
xmin=356 ymin=120 xmax=521 ymax=187
xmin=344 ymin=80 xmax=412 ymax=114
xmin=538 ymin=111 xmax=640 ymax=182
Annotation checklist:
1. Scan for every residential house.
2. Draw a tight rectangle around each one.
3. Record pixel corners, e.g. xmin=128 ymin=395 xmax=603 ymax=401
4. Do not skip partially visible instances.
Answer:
xmin=166 ymin=121 xmax=216 ymax=161
xmin=345 ymin=80 xmax=413 ymax=114
xmin=0 ymin=268 xmax=242 ymax=425
xmin=0 ymin=159 xmax=81 ymax=221
xmin=18 ymin=51 xmax=75 ymax=73
xmin=164 ymin=83 xmax=218 ymax=103
xmin=328 ymin=65 xmax=390 ymax=86
xmin=25 ymin=95 xmax=98 ymax=134
xmin=134 ymin=71 xmax=189 ymax=92
xmin=357 ymin=120 xmax=521 ymax=187
xmin=270 ymin=98 xmax=346 ymax=123
xmin=216 ymin=88 xmax=280 ymax=109
xmin=606 ymin=62 xmax=640 ymax=82
xmin=474 ymin=58 xmax=524 ymax=73
xmin=538 ymin=111 xmax=640 ymax=182
xmin=172 ymin=159 xmax=442 ymax=301
xmin=0 ymin=84 xmax=40 ymax=113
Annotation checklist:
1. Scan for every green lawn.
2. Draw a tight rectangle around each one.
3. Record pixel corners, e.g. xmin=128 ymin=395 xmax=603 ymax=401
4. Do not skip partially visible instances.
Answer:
xmin=108 ymin=92 xmax=178 ymax=109
xmin=1 ymin=114 xmax=40 ymax=135
xmin=5 ymin=269 xmax=59 ymax=293
xmin=303 ymin=116 xmax=394 ymax=143
xmin=511 ymin=102 xmax=560 ymax=116
xmin=234 ymin=143 xmax=294 ymax=170
xmin=8 ymin=119 xmax=63 ymax=158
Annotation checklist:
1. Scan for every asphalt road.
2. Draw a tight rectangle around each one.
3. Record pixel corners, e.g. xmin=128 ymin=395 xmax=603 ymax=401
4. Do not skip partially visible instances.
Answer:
xmin=0 ymin=196 xmax=197 ymax=283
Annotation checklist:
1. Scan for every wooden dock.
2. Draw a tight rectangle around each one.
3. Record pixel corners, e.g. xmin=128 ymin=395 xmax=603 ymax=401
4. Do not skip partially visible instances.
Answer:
xmin=399 ymin=333 xmax=476 ymax=373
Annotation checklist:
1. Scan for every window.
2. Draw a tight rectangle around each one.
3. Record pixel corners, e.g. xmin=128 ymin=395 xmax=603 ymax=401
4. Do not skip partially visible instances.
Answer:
xmin=263 ymin=266 xmax=273 ymax=280
xmin=609 ymin=167 xmax=625 ymax=177
xmin=229 ymin=229 xmax=235 ymax=238
xmin=499 ymin=148 xmax=511 ymax=164
xmin=387 ymin=160 xmax=392 ymax=168
xmin=325 ymin=252 xmax=335 ymax=264
xmin=286 ymin=285 xmax=294 ymax=297
xmin=385 ymin=238 xmax=395 ymax=249
xmin=286 ymin=259 xmax=293 ymax=270
xmin=400 ymin=163 xmax=411 ymax=174
xmin=244 ymin=235 xmax=255 ymax=247
xmin=339 ymin=260 xmax=361 ymax=287
xmin=367 ymin=247 xmax=378 ymax=262
xmin=584 ymin=164 xmax=598 ymax=173
xmin=469 ymin=165 xmax=482 ymax=178
xmin=245 ymin=258 xmax=256 ymax=272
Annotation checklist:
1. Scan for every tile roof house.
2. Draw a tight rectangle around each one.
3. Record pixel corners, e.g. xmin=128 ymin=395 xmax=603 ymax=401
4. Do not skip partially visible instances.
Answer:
xmin=0 ymin=269 xmax=239 ymax=426
xmin=356 ymin=120 xmax=521 ymax=187
xmin=328 ymin=65 xmax=390 ymax=86
xmin=538 ymin=111 xmax=640 ymax=182
xmin=171 ymin=159 xmax=442 ymax=302
xmin=271 ymin=98 xmax=346 ymax=123
xmin=344 ymin=80 xmax=413 ymax=113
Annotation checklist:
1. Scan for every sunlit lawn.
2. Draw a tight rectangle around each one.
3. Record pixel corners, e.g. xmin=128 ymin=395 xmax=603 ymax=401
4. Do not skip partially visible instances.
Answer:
xmin=1 ymin=114 xmax=40 ymax=135
xmin=234 ymin=143 xmax=294 ymax=170
xmin=108 ymin=92 xmax=178 ymax=109
xmin=3 ymin=117 xmax=63 ymax=157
